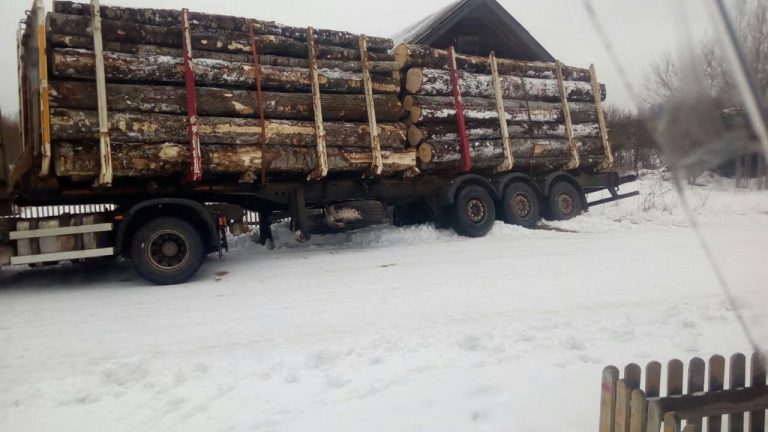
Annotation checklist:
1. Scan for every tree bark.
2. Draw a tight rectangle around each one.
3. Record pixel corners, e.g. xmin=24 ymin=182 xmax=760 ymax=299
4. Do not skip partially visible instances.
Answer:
xmin=52 ymin=142 xmax=416 ymax=178
xmin=404 ymin=95 xmax=598 ymax=124
xmin=53 ymin=1 xmax=393 ymax=52
xmin=394 ymin=44 xmax=592 ymax=81
xmin=407 ymin=122 xmax=601 ymax=146
xmin=48 ymin=13 xmax=394 ymax=62
xmin=417 ymin=139 xmax=605 ymax=171
xmin=50 ymin=109 xmax=407 ymax=148
xmin=406 ymin=68 xmax=606 ymax=102
xmin=51 ymin=48 xmax=400 ymax=94
xmin=49 ymin=81 xmax=405 ymax=121
xmin=49 ymin=34 xmax=400 ymax=74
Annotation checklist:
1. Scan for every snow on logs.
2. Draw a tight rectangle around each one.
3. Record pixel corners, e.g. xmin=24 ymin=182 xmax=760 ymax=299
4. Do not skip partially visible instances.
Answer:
xmin=397 ymin=44 xmax=611 ymax=173
xmin=46 ymin=2 xmax=413 ymax=180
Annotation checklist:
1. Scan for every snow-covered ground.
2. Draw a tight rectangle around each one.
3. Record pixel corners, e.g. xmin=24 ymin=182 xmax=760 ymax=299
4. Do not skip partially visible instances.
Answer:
xmin=1 ymin=172 xmax=766 ymax=432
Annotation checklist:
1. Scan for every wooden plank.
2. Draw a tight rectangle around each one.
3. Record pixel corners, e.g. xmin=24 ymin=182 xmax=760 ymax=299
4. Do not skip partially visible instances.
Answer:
xmin=11 ymin=247 xmax=114 ymax=265
xmin=10 ymin=223 xmax=113 ymax=240
xmin=630 ymin=389 xmax=648 ymax=432
xmin=359 ymin=34 xmax=382 ymax=177
xmin=669 ymin=359 xmax=685 ymax=396
xmin=709 ymin=355 xmax=726 ymax=432
xmin=648 ymin=400 xmax=664 ymax=432
xmin=555 ymin=60 xmax=579 ymax=169
xmin=665 ymin=412 xmax=681 ymax=432
xmin=655 ymin=386 xmax=768 ymax=420
xmin=91 ymin=0 xmax=114 ymax=187
xmin=616 ymin=379 xmax=632 ymax=432
xmin=601 ymin=366 xmax=620 ymax=432
xmin=489 ymin=52 xmax=513 ymax=172
xmin=688 ymin=357 xmax=706 ymax=431
xmin=646 ymin=361 xmax=663 ymax=398
xmin=590 ymin=64 xmax=613 ymax=170
xmin=730 ymin=353 xmax=746 ymax=432
xmin=749 ymin=352 xmax=766 ymax=432
xmin=626 ymin=363 xmax=642 ymax=390
xmin=306 ymin=27 xmax=328 ymax=180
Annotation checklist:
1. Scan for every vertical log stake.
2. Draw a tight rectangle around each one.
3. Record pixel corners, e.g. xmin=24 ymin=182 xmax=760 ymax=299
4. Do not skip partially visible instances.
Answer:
xmin=448 ymin=46 xmax=471 ymax=173
xmin=35 ymin=0 xmax=51 ymax=177
xmin=307 ymin=27 xmax=328 ymax=181
xmin=556 ymin=61 xmax=580 ymax=170
xmin=591 ymin=64 xmax=613 ymax=170
xmin=359 ymin=35 xmax=382 ymax=177
xmin=181 ymin=8 xmax=203 ymax=183
xmin=91 ymin=0 xmax=113 ymax=187
xmin=489 ymin=52 xmax=513 ymax=172
xmin=249 ymin=20 xmax=268 ymax=184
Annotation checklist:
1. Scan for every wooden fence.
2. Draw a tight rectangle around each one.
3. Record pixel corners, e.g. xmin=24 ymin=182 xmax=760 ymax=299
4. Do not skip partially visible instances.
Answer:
xmin=600 ymin=353 xmax=768 ymax=432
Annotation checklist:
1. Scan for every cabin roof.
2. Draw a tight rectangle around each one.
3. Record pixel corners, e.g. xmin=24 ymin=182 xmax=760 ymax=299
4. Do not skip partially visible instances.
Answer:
xmin=391 ymin=0 xmax=555 ymax=62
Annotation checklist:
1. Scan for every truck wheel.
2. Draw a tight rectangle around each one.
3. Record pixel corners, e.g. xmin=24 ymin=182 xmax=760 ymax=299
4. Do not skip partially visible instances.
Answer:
xmin=502 ymin=182 xmax=541 ymax=228
xmin=547 ymin=181 xmax=584 ymax=221
xmin=451 ymin=185 xmax=496 ymax=238
xmin=130 ymin=217 xmax=205 ymax=285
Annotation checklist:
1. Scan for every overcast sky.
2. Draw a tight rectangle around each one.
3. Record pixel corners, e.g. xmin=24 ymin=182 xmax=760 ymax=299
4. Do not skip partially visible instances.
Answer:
xmin=0 ymin=0 xmax=712 ymax=117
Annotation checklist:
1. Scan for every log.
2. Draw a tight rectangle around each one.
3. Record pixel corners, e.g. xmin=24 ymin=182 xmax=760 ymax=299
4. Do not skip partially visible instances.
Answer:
xmin=403 ymin=95 xmax=598 ymax=124
xmin=417 ymin=138 xmax=605 ymax=171
xmin=49 ymin=109 xmax=408 ymax=148
xmin=49 ymin=81 xmax=405 ymax=121
xmin=407 ymin=122 xmax=601 ymax=146
xmin=394 ymin=44 xmax=591 ymax=81
xmin=53 ymin=1 xmax=394 ymax=52
xmin=52 ymin=142 xmax=416 ymax=177
xmin=48 ymin=13 xmax=394 ymax=62
xmin=49 ymin=34 xmax=401 ymax=73
xmin=406 ymin=68 xmax=606 ymax=101
xmin=51 ymin=48 xmax=400 ymax=94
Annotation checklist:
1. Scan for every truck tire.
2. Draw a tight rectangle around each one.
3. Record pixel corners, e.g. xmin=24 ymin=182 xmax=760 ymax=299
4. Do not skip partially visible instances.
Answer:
xmin=501 ymin=182 xmax=541 ymax=228
xmin=130 ymin=217 xmax=205 ymax=285
xmin=451 ymin=185 xmax=496 ymax=238
xmin=547 ymin=181 xmax=583 ymax=221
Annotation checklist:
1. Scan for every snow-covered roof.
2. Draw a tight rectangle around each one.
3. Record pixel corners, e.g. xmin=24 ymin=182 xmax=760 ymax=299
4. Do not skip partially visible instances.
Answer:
xmin=391 ymin=0 xmax=555 ymax=62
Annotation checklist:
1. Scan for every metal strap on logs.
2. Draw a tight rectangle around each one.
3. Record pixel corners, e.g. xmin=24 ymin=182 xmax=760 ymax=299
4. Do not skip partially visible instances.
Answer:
xmin=358 ymin=34 xmax=383 ymax=177
xmin=555 ymin=61 xmax=580 ymax=170
xmin=590 ymin=64 xmax=614 ymax=170
xmin=35 ymin=0 xmax=52 ymax=177
xmin=90 ymin=0 xmax=113 ymax=186
xmin=489 ymin=52 xmax=513 ymax=172
xmin=248 ymin=20 xmax=269 ymax=184
xmin=447 ymin=46 xmax=472 ymax=173
xmin=307 ymin=27 xmax=328 ymax=181
xmin=181 ymin=8 xmax=203 ymax=183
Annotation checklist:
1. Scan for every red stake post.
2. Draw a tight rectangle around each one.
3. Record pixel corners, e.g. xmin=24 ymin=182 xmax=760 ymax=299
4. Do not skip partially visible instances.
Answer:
xmin=181 ymin=8 xmax=203 ymax=183
xmin=447 ymin=46 xmax=472 ymax=172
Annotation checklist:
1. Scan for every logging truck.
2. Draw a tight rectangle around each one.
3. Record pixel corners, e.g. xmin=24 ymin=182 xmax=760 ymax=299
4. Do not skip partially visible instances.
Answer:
xmin=0 ymin=1 xmax=637 ymax=285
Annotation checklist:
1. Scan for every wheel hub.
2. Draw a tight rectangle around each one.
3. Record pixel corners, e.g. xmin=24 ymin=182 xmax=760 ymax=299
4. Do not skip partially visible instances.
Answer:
xmin=466 ymin=198 xmax=487 ymax=223
xmin=148 ymin=231 xmax=189 ymax=271
xmin=512 ymin=193 xmax=532 ymax=218
xmin=557 ymin=193 xmax=574 ymax=215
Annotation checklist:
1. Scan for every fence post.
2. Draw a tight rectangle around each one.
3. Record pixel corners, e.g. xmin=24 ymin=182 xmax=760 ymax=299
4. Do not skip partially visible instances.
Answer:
xmin=687 ymin=357 xmax=705 ymax=431
xmin=600 ymin=366 xmax=620 ymax=432
xmin=729 ymin=353 xmax=746 ymax=432
xmin=749 ymin=352 xmax=766 ymax=432
xmin=630 ymin=389 xmax=648 ymax=432
xmin=708 ymin=355 xmax=726 ymax=432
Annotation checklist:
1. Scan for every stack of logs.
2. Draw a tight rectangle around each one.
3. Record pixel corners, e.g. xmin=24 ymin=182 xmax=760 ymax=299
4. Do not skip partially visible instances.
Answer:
xmin=47 ymin=1 xmax=416 ymax=180
xmin=395 ymin=44 xmax=611 ymax=172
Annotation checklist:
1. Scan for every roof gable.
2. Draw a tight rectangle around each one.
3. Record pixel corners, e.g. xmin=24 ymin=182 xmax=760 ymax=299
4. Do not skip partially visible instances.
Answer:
xmin=392 ymin=0 xmax=555 ymax=62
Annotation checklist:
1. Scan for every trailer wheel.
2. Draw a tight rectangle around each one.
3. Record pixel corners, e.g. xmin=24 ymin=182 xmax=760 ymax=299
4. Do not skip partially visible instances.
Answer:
xmin=451 ymin=185 xmax=496 ymax=238
xmin=502 ymin=182 xmax=541 ymax=228
xmin=547 ymin=181 xmax=583 ymax=221
xmin=130 ymin=217 xmax=205 ymax=285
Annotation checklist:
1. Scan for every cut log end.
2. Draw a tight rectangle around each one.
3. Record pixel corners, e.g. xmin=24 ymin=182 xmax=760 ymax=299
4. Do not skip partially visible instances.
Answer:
xmin=394 ymin=44 xmax=410 ymax=70
xmin=407 ymin=125 xmax=425 ymax=147
xmin=408 ymin=107 xmax=422 ymax=125
xmin=406 ymin=68 xmax=424 ymax=94
xmin=417 ymin=143 xmax=434 ymax=164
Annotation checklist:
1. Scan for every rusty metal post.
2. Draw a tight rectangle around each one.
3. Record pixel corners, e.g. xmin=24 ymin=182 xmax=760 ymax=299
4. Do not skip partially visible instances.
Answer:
xmin=35 ymin=0 xmax=51 ymax=177
xmin=248 ymin=20 xmax=268 ymax=185
xmin=181 ymin=8 xmax=203 ymax=183
xmin=447 ymin=46 xmax=471 ymax=173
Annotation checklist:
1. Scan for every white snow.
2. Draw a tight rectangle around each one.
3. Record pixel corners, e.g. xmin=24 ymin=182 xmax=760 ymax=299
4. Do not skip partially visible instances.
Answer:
xmin=0 ymin=171 xmax=766 ymax=432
